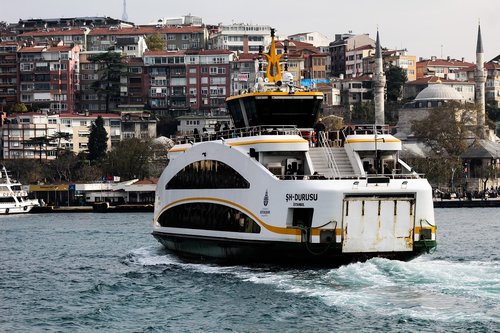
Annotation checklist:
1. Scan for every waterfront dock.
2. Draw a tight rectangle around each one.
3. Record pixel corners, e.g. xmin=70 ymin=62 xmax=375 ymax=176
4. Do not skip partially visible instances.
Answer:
xmin=30 ymin=204 xmax=153 ymax=213
xmin=433 ymin=198 xmax=500 ymax=208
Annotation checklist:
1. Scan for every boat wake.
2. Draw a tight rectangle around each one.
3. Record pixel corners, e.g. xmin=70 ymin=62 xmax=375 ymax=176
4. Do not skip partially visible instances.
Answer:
xmin=127 ymin=246 xmax=500 ymax=323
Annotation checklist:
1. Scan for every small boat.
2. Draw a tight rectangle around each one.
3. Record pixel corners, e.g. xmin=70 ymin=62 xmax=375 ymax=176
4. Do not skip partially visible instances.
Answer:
xmin=0 ymin=166 xmax=40 ymax=214
xmin=152 ymin=29 xmax=436 ymax=266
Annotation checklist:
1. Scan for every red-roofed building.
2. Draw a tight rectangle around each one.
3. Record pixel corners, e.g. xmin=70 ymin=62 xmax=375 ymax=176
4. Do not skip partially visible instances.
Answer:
xmin=17 ymin=42 xmax=80 ymax=113
xmin=455 ymin=61 xmax=500 ymax=108
xmin=416 ymin=56 xmax=475 ymax=80
xmin=17 ymin=28 xmax=89 ymax=50
xmin=87 ymin=26 xmax=207 ymax=52
xmin=143 ymin=49 xmax=233 ymax=114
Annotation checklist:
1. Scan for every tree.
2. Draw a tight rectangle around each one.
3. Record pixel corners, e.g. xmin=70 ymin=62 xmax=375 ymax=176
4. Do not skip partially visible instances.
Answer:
xmin=88 ymin=116 xmax=108 ymax=161
xmin=50 ymin=131 xmax=73 ymax=158
xmin=49 ymin=150 xmax=79 ymax=182
xmin=410 ymin=102 xmax=478 ymax=189
xmin=411 ymin=102 xmax=475 ymax=157
xmin=104 ymin=138 xmax=154 ymax=180
xmin=23 ymin=136 xmax=52 ymax=161
xmin=146 ymin=33 xmax=167 ymax=51
xmin=350 ymin=102 xmax=375 ymax=124
xmin=385 ymin=64 xmax=407 ymax=102
xmin=89 ymin=51 xmax=126 ymax=112
xmin=11 ymin=102 xmax=28 ymax=113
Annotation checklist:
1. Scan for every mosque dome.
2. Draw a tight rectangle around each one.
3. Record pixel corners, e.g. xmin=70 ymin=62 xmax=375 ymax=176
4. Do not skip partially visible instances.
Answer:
xmin=414 ymin=83 xmax=465 ymax=102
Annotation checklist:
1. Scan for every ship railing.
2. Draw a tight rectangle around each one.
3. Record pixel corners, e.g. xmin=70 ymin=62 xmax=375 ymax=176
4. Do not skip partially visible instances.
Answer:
xmin=277 ymin=172 xmax=423 ymax=181
xmin=173 ymin=125 xmax=302 ymax=144
xmin=318 ymin=131 xmax=341 ymax=178
xmin=343 ymin=124 xmax=391 ymax=135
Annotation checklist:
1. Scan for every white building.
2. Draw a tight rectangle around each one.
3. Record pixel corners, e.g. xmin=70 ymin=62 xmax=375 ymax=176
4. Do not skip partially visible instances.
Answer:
xmin=287 ymin=32 xmax=330 ymax=48
xmin=209 ymin=23 xmax=271 ymax=53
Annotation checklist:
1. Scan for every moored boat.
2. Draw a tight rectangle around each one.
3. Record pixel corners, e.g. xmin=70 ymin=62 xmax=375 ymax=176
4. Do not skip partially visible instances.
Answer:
xmin=0 ymin=166 xmax=40 ymax=214
xmin=152 ymin=29 xmax=436 ymax=266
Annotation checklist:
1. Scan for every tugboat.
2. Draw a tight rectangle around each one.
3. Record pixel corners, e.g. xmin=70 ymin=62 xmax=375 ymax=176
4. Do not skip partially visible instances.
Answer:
xmin=152 ymin=29 xmax=436 ymax=266
xmin=0 ymin=166 xmax=40 ymax=214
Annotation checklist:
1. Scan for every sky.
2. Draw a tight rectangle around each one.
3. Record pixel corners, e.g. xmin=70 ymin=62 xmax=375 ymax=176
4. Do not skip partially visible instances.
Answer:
xmin=1 ymin=0 xmax=498 ymax=62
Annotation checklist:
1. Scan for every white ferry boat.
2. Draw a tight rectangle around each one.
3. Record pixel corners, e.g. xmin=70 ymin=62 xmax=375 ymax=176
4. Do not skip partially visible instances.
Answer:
xmin=0 ymin=166 xmax=40 ymax=214
xmin=152 ymin=29 xmax=436 ymax=266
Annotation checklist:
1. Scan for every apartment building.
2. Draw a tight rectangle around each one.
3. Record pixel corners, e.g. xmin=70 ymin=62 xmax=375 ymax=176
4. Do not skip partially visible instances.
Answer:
xmin=143 ymin=49 xmax=233 ymax=114
xmin=0 ymin=43 xmax=20 ymax=106
xmin=209 ymin=23 xmax=271 ymax=53
xmin=17 ymin=42 xmax=80 ymax=113
xmin=143 ymin=50 xmax=186 ymax=112
xmin=288 ymin=32 xmax=330 ymax=48
xmin=329 ymin=33 xmax=375 ymax=78
xmin=345 ymin=44 xmax=374 ymax=78
xmin=456 ymin=61 xmax=500 ymax=108
xmin=1 ymin=111 xmax=121 ymax=159
xmin=416 ymin=56 xmax=474 ymax=80
xmin=120 ymin=57 xmax=147 ymax=106
xmin=2 ymin=112 xmax=60 ymax=159
xmin=230 ymin=53 xmax=257 ymax=95
xmin=87 ymin=26 xmax=207 ymax=52
xmin=362 ymin=49 xmax=417 ymax=81
xmin=17 ymin=28 xmax=89 ymax=51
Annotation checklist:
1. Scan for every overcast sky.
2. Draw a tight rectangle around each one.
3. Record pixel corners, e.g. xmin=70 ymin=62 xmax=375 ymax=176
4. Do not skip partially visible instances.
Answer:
xmin=2 ymin=0 xmax=498 ymax=62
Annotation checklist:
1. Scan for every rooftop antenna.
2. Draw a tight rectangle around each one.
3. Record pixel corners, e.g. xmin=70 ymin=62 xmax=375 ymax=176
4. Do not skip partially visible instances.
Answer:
xmin=122 ymin=0 xmax=128 ymax=21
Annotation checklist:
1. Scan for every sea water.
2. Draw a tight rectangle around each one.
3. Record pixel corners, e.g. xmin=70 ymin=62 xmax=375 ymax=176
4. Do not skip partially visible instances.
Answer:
xmin=0 ymin=209 xmax=498 ymax=332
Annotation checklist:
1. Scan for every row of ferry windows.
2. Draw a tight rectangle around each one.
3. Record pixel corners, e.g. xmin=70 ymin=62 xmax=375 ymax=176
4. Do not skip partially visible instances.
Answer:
xmin=158 ymin=202 xmax=261 ymax=234
xmin=166 ymin=160 xmax=249 ymax=189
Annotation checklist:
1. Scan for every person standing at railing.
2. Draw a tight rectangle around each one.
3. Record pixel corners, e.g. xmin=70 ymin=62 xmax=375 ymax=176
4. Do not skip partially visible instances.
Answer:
xmin=314 ymin=118 xmax=326 ymax=147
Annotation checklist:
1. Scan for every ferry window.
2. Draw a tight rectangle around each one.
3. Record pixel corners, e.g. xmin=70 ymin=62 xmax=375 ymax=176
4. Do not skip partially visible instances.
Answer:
xmin=166 ymin=160 xmax=250 ymax=189
xmin=158 ymin=202 xmax=261 ymax=233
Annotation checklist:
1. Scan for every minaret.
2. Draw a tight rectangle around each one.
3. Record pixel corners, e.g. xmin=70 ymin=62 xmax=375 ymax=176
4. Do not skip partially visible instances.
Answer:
xmin=373 ymin=30 xmax=386 ymax=125
xmin=122 ymin=0 xmax=129 ymax=22
xmin=474 ymin=23 xmax=486 ymax=139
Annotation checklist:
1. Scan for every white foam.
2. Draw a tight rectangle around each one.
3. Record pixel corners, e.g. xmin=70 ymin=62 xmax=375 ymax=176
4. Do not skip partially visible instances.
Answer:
xmin=127 ymin=247 xmax=500 ymax=323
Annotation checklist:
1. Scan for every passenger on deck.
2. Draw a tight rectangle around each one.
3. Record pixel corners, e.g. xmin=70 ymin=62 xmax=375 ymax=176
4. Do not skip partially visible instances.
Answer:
xmin=285 ymin=164 xmax=295 ymax=180
xmin=314 ymin=118 xmax=326 ymax=146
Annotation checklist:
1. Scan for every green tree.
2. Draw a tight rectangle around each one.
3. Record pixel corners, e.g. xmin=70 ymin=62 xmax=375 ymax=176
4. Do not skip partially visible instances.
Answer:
xmin=23 ymin=136 xmax=52 ymax=161
xmin=11 ymin=102 xmax=28 ymax=113
xmin=350 ymin=102 xmax=375 ymax=124
xmin=49 ymin=131 xmax=73 ymax=158
xmin=385 ymin=64 xmax=407 ymax=102
xmin=89 ymin=51 xmax=126 ymax=112
xmin=410 ymin=102 xmax=478 ymax=189
xmin=88 ymin=116 xmax=108 ymax=161
xmin=411 ymin=102 xmax=475 ymax=157
xmin=105 ymin=138 xmax=153 ymax=180
xmin=146 ymin=33 xmax=167 ymax=51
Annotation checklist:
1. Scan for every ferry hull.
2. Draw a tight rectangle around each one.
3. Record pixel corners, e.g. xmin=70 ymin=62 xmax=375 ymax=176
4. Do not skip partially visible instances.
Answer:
xmin=152 ymin=231 xmax=433 ymax=267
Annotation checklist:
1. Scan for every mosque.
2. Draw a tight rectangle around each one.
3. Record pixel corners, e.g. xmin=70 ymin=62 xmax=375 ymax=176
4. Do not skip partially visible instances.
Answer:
xmin=373 ymin=25 xmax=500 ymax=194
